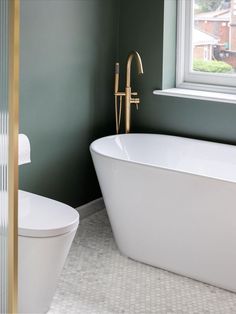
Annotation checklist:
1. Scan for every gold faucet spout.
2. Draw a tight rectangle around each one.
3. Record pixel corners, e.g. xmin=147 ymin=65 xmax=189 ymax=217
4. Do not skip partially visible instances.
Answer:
xmin=113 ymin=51 xmax=143 ymax=134
xmin=125 ymin=51 xmax=143 ymax=133
xmin=126 ymin=51 xmax=144 ymax=88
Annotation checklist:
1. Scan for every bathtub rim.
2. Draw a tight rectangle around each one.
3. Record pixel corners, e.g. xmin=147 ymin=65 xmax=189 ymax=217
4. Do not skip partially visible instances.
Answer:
xmin=90 ymin=133 xmax=236 ymax=186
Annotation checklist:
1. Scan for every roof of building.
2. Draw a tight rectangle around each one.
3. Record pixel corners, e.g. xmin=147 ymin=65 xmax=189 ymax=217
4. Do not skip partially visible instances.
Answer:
xmin=195 ymin=9 xmax=230 ymax=21
xmin=193 ymin=29 xmax=219 ymax=46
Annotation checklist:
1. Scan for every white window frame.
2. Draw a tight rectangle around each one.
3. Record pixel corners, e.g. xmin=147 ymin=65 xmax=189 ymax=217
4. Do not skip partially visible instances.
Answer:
xmin=176 ymin=0 xmax=236 ymax=95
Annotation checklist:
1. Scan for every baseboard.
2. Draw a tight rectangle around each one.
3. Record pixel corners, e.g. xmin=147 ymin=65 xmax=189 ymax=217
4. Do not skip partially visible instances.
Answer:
xmin=76 ymin=197 xmax=105 ymax=219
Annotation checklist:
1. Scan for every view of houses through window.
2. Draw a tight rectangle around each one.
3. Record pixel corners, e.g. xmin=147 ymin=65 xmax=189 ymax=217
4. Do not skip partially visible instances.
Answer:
xmin=193 ymin=0 xmax=236 ymax=74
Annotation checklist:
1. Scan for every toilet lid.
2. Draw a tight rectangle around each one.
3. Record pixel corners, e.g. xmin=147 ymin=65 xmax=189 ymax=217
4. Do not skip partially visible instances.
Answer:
xmin=18 ymin=190 xmax=79 ymax=238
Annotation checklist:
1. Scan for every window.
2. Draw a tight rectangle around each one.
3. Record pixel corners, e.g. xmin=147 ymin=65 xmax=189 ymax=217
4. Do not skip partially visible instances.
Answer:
xmin=176 ymin=0 xmax=236 ymax=94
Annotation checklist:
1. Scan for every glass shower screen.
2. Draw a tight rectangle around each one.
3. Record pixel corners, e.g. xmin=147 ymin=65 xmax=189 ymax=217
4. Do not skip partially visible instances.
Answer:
xmin=0 ymin=0 xmax=10 ymax=311
xmin=0 ymin=0 xmax=19 ymax=312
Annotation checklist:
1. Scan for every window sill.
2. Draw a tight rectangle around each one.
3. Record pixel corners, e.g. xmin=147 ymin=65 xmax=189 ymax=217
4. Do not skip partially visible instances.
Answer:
xmin=153 ymin=88 xmax=236 ymax=104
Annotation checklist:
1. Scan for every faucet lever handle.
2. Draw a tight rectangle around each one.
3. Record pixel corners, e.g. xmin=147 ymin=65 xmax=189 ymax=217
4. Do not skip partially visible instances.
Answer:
xmin=131 ymin=98 xmax=140 ymax=104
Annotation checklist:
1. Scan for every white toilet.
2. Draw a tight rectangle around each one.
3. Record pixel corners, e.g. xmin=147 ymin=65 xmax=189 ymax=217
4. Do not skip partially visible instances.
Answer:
xmin=17 ymin=134 xmax=79 ymax=313
xmin=18 ymin=190 xmax=79 ymax=314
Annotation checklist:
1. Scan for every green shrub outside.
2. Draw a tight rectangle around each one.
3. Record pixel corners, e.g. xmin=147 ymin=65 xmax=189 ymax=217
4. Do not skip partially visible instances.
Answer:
xmin=193 ymin=59 xmax=233 ymax=73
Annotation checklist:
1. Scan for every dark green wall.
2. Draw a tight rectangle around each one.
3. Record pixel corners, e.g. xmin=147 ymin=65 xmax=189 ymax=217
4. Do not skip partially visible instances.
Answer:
xmin=20 ymin=0 xmax=119 ymax=207
xmin=118 ymin=0 xmax=236 ymax=145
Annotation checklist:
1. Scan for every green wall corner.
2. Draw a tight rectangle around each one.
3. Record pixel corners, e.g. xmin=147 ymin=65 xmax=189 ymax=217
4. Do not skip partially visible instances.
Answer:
xmin=118 ymin=0 xmax=236 ymax=145
xmin=20 ymin=0 xmax=119 ymax=207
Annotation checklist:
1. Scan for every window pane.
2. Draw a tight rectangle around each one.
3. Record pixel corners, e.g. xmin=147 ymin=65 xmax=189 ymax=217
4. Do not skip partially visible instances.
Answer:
xmin=193 ymin=0 xmax=236 ymax=75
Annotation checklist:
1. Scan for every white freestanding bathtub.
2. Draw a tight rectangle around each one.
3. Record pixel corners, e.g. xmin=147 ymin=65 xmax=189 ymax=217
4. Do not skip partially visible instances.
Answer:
xmin=90 ymin=133 xmax=236 ymax=292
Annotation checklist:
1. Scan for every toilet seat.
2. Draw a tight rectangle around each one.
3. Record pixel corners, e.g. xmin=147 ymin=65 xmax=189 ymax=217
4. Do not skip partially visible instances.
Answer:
xmin=18 ymin=190 xmax=79 ymax=238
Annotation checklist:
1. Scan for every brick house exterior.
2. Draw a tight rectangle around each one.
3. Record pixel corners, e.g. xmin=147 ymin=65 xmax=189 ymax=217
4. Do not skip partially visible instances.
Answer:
xmin=195 ymin=10 xmax=230 ymax=48
xmin=193 ymin=29 xmax=219 ymax=60
xmin=230 ymin=0 xmax=236 ymax=51
xmin=194 ymin=0 xmax=236 ymax=69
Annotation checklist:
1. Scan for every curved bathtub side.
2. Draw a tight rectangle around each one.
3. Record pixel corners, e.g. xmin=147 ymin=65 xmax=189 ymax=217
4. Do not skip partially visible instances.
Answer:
xmin=90 ymin=134 xmax=236 ymax=184
xmin=91 ymin=149 xmax=236 ymax=293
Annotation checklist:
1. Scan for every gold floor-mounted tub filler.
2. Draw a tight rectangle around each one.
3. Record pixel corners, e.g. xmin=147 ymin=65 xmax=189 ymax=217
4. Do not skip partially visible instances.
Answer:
xmin=114 ymin=51 xmax=144 ymax=134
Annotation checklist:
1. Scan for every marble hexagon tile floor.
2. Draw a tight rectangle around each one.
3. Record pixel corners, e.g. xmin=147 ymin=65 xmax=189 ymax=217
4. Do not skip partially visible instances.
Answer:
xmin=48 ymin=209 xmax=236 ymax=314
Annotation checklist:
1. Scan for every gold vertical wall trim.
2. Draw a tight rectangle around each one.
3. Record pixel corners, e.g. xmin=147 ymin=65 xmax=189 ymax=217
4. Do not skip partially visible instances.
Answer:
xmin=8 ymin=0 xmax=20 ymax=313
